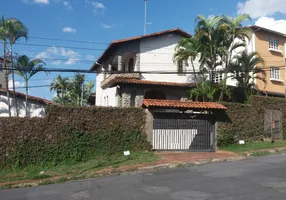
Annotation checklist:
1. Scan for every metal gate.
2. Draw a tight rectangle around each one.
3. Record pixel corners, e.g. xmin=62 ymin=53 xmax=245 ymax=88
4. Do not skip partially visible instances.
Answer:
xmin=152 ymin=112 xmax=215 ymax=151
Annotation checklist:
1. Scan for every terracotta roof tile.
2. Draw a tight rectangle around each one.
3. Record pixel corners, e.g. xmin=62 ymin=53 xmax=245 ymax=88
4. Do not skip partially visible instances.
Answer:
xmin=0 ymin=89 xmax=55 ymax=105
xmin=90 ymin=28 xmax=191 ymax=71
xmin=141 ymin=99 xmax=227 ymax=110
xmin=103 ymin=78 xmax=196 ymax=89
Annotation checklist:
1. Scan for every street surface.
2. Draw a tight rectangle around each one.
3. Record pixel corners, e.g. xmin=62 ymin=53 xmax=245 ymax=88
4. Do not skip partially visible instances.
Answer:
xmin=2 ymin=154 xmax=286 ymax=200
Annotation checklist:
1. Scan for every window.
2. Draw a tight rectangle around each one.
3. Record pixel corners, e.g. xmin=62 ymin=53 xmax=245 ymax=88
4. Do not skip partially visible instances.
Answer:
xmin=212 ymin=72 xmax=223 ymax=83
xmin=269 ymin=38 xmax=278 ymax=50
xmin=177 ymin=60 xmax=186 ymax=76
xmin=270 ymin=67 xmax=279 ymax=80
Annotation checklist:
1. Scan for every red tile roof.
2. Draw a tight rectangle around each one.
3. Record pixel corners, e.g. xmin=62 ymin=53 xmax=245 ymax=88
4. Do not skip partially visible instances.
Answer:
xmin=90 ymin=28 xmax=192 ymax=71
xmin=103 ymin=78 xmax=196 ymax=89
xmin=141 ymin=99 xmax=227 ymax=110
xmin=0 ymin=89 xmax=55 ymax=105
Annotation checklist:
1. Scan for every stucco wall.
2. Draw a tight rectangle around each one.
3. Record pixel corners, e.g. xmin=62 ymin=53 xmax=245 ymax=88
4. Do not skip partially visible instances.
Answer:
xmin=0 ymin=95 xmax=46 ymax=117
xmin=254 ymin=30 xmax=286 ymax=94
xmin=139 ymin=33 xmax=201 ymax=83
xmin=95 ymin=69 xmax=117 ymax=107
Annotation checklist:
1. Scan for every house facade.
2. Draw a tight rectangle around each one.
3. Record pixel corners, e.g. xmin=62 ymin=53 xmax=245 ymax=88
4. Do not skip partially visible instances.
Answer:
xmin=250 ymin=26 xmax=286 ymax=97
xmin=91 ymin=28 xmax=201 ymax=108
xmin=0 ymin=89 xmax=55 ymax=117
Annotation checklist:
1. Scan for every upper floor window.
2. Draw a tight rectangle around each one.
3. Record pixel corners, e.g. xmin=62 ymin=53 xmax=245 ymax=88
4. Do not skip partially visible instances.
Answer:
xmin=177 ymin=60 xmax=186 ymax=76
xmin=270 ymin=67 xmax=279 ymax=80
xmin=269 ymin=38 xmax=278 ymax=50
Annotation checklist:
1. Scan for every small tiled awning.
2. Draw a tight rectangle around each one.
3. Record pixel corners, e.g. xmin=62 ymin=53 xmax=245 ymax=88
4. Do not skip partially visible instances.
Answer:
xmin=141 ymin=99 xmax=227 ymax=110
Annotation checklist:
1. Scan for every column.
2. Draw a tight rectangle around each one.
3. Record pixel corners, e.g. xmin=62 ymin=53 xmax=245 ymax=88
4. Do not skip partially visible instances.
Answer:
xmin=135 ymin=53 xmax=140 ymax=71
xmin=118 ymin=55 xmax=123 ymax=71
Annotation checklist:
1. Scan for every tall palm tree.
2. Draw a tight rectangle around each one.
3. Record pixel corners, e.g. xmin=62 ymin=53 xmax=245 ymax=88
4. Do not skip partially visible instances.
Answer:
xmin=195 ymin=15 xmax=226 ymax=75
xmin=0 ymin=16 xmax=11 ymax=117
xmin=50 ymin=74 xmax=95 ymax=106
xmin=174 ymin=37 xmax=200 ymax=82
xmin=50 ymin=75 xmax=71 ymax=105
xmin=229 ymin=50 xmax=266 ymax=102
xmin=14 ymin=55 xmax=46 ymax=117
xmin=4 ymin=17 xmax=28 ymax=116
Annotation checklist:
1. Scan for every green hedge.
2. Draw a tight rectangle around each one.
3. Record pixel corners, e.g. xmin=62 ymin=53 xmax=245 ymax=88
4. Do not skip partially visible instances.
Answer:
xmin=217 ymin=95 xmax=286 ymax=146
xmin=0 ymin=106 xmax=151 ymax=168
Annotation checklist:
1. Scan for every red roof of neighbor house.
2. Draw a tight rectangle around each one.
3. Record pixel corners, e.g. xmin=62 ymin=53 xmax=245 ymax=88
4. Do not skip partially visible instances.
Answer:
xmin=90 ymin=28 xmax=192 ymax=71
xmin=0 ymin=57 xmax=11 ymax=63
xmin=141 ymin=99 xmax=227 ymax=110
xmin=103 ymin=78 xmax=196 ymax=89
xmin=0 ymin=89 xmax=55 ymax=105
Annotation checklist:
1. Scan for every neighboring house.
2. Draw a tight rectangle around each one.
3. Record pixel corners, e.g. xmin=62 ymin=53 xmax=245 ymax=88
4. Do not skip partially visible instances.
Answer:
xmin=0 ymin=57 xmax=8 ymax=89
xmin=0 ymin=89 xmax=55 ymax=117
xmin=249 ymin=26 xmax=286 ymax=97
xmin=90 ymin=28 xmax=200 ymax=107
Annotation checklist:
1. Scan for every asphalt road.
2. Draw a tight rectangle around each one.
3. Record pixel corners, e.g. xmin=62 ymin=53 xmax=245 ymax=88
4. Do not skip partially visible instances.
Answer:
xmin=2 ymin=154 xmax=286 ymax=200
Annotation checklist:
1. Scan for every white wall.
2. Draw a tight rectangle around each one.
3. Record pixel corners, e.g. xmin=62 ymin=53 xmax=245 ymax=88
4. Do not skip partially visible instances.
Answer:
xmin=139 ymin=33 xmax=200 ymax=83
xmin=0 ymin=63 xmax=6 ymax=88
xmin=95 ymin=69 xmax=117 ymax=107
xmin=0 ymin=95 xmax=46 ymax=117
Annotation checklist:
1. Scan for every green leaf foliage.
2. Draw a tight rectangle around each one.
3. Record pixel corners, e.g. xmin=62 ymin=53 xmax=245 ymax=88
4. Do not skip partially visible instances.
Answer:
xmin=217 ymin=96 xmax=286 ymax=146
xmin=0 ymin=106 xmax=151 ymax=168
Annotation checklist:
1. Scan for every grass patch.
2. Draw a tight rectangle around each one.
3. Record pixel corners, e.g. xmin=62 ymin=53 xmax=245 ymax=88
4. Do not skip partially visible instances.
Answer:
xmin=251 ymin=151 xmax=272 ymax=157
xmin=220 ymin=141 xmax=286 ymax=153
xmin=0 ymin=152 xmax=158 ymax=184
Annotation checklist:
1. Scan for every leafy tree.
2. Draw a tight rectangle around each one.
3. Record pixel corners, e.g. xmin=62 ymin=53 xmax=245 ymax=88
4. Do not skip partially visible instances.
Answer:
xmin=190 ymin=81 xmax=218 ymax=102
xmin=50 ymin=75 xmax=71 ymax=105
xmin=174 ymin=37 xmax=201 ymax=81
xmin=229 ymin=50 xmax=266 ymax=102
xmin=14 ymin=55 xmax=46 ymax=117
xmin=51 ymin=73 xmax=95 ymax=106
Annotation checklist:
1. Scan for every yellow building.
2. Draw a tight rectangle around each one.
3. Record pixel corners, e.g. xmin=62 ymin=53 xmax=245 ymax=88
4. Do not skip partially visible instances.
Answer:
xmin=251 ymin=26 xmax=286 ymax=97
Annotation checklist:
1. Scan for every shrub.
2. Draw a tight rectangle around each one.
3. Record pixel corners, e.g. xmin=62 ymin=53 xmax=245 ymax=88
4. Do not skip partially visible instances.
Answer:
xmin=0 ymin=106 xmax=151 ymax=168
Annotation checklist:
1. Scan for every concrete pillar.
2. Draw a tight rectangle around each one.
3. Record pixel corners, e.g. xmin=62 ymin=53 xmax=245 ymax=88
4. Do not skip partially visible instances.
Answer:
xmin=122 ymin=91 xmax=131 ymax=107
xmin=135 ymin=89 xmax=144 ymax=106
xmin=118 ymin=55 xmax=123 ymax=71
xmin=145 ymin=109 xmax=153 ymax=145
xmin=115 ymin=88 xmax=122 ymax=107
xmin=135 ymin=53 xmax=140 ymax=71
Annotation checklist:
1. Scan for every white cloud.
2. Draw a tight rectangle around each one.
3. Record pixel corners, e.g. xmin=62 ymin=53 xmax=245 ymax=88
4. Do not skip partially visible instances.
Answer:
xmin=62 ymin=27 xmax=76 ymax=33
xmin=237 ymin=0 xmax=286 ymax=18
xmin=36 ymin=46 xmax=81 ymax=65
xmin=22 ymin=0 xmax=50 ymax=4
xmin=101 ymin=23 xmax=117 ymax=29
xmin=34 ymin=0 xmax=49 ymax=4
xmin=9 ymin=80 xmax=25 ymax=89
xmin=86 ymin=1 xmax=105 ymax=13
xmin=63 ymin=1 xmax=73 ymax=11
xmin=86 ymin=55 xmax=95 ymax=61
xmin=255 ymin=17 xmax=286 ymax=34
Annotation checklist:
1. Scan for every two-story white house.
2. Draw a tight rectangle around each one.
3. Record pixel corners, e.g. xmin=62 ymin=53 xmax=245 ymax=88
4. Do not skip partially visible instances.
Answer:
xmin=90 ymin=28 xmax=205 ymax=107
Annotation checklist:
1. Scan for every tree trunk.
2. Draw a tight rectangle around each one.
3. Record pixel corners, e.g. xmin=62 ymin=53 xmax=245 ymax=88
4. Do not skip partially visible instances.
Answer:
xmin=25 ymin=80 xmax=28 ymax=117
xmin=191 ymin=59 xmax=198 ymax=84
xmin=3 ymin=42 xmax=11 ymax=117
xmin=10 ymin=44 xmax=19 ymax=117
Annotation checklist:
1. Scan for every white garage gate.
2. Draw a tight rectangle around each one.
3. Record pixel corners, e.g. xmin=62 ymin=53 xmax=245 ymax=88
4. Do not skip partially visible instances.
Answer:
xmin=152 ymin=112 xmax=216 ymax=151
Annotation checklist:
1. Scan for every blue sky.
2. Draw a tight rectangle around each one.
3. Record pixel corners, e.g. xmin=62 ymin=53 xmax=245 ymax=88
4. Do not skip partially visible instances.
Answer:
xmin=1 ymin=0 xmax=286 ymax=100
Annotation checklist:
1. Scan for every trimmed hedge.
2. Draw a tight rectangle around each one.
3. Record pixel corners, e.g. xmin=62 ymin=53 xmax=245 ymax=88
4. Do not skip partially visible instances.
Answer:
xmin=0 ymin=106 xmax=151 ymax=168
xmin=217 ymin=95 xmax=286 ymax=146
